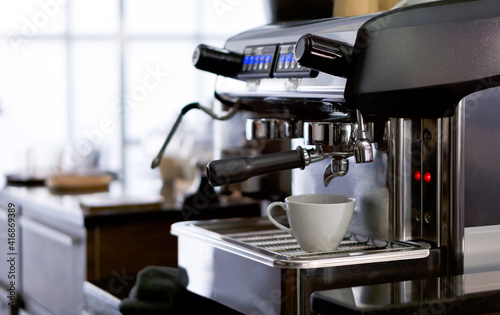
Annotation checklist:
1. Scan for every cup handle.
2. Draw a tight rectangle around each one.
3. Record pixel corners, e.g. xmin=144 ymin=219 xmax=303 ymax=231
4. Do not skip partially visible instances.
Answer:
xmin=267 ymin=201 xmax=291 ymax=233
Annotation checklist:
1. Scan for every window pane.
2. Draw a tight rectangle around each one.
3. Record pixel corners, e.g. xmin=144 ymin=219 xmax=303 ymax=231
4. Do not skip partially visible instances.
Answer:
xmin=124 ymin=39 xmax=218 ymax=183
xmin=0 ymin=41 xmax=66 ymax=175
xmin=200 ymin=0 xmax=268 ymax=36
xmin=72 ymin=40 xmax=121 ymax=172
xmin=71 ymin=0 xmax=119 ymax=35
xmin=124 ymin=0 xmax=197 ymax=35
xmin=125 ymin=40 xmax=198 ymax=140
xmin=0 ymin=0 xmax=66 ymax=36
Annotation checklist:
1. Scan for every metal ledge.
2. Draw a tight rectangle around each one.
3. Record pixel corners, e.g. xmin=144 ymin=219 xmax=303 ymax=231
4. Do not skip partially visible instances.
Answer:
xmin=171 ymin=217 xmax=430 ymax=269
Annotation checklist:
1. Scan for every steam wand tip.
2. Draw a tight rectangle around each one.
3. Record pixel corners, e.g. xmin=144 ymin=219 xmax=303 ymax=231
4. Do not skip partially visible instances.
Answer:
xmin=151 ymin=156 xmax=161 ymax=169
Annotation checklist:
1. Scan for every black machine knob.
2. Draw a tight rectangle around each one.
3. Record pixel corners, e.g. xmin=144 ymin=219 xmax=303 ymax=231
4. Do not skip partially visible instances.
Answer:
xmin=192 ymin=44 xmax=243 ymax=78
xmin=207 ymin=148 xmax=306 ymax=187
xmin=294 ymin=34 xmax=353 ymax=78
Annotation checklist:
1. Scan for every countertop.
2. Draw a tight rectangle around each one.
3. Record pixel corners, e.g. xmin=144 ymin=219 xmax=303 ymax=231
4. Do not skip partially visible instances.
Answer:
xmin=0 ymin=179 xmax=260 ymax=227
xmin=311 ymin=270 xmax=500 ymax=315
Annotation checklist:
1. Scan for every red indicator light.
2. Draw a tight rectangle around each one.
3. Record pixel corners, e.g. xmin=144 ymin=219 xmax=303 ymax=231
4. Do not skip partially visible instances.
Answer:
xmin=414 ymin=170 xmax=421 ymax=182
xmin=424 ymin=172 xmax=431 ymax=183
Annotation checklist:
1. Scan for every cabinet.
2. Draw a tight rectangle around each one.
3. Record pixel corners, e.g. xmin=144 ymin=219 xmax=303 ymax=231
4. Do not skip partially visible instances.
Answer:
xmin=1 ymin=286 xmax=12 ymax=315
xmin=0 ymin=202 xmax=20 ymax=315
xmin=18 ymin=210 xmax=176 ymax=315
xmin=21 ymin=217 xmax=86 ymax=315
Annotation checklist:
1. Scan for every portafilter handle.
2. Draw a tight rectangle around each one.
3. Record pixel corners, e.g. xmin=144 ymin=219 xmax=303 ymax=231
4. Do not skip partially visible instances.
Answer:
xmin=207 ymin=147 xmax=323 ymax=187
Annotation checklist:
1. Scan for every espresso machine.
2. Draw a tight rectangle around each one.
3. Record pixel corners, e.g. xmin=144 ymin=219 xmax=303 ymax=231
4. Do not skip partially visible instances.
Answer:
xmin=171 ymin=1 xmax=500 ymax=313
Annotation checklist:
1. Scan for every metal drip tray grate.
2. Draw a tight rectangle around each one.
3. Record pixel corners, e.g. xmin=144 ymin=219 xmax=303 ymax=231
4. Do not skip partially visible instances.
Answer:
xmin=223 ymin=229 xmax=397 ymax=258
xmin=172 ymin=218 xmax=430 ymax=269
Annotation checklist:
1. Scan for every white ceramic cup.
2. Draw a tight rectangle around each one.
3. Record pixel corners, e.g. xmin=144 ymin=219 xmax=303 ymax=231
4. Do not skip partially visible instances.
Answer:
xmin=267 ymin=194 xmax=355 ymax=252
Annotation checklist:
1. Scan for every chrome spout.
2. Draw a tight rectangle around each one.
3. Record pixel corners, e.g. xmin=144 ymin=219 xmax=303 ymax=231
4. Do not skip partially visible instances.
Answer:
xmin=323 ymin=158 xmax=349 ymax=187
xmin=354 ymin=110 xmax=374 ymax=163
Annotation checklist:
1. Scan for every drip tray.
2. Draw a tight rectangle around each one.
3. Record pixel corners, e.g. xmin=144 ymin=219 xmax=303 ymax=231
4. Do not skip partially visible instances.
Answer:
xmin=171 ymin=217 xmax=430 ymax=269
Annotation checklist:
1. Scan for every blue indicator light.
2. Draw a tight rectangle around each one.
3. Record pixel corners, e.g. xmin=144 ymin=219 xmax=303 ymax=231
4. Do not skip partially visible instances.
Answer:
xmin=286 ymin=53 xmax=293 ymax=62
xmin=249 ymin=55 xmax=255 ymax=64
xmin=280 ymin=54 xmax=286 ymax=63
xmin=243 ymin=56 xmax=250 ymax=65
xmin=259 ymin=55 xmax=266 ymax=63
xmin=265 ymin=54 xmax=272 ymax=63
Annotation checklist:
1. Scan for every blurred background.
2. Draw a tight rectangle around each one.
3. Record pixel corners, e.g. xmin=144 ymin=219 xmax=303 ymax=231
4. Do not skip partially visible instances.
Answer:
xmin=0 ymin=0 xmax=268 ymax=191
xmin=0 ymin=0 xmax=416 ymax=192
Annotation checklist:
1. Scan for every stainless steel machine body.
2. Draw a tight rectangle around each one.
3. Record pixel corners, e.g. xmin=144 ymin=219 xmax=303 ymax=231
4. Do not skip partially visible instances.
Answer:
xmin=176 ymin=1 xmax=500 ymax=314
xmin=172 ymin=218 xmax=437 ymax=314
xmin=292 ymin=92 xmax=500 ymax=275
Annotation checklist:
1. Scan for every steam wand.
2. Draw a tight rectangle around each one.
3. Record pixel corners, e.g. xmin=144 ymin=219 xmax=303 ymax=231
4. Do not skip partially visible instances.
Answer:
xmin=151 ymin=101 xmax=240 ymax=169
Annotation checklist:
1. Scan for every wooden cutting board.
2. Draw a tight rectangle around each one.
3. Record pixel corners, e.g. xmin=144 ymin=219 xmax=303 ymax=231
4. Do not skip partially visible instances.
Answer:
xmin=47 ymin=174 xmax=113 ymax=192
xmin=79 ymin=194 xmax=164 ymax=212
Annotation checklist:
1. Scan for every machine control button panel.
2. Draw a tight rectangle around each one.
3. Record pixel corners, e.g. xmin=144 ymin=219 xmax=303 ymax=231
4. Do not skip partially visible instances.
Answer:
xmin=238 ymin=45 xmax=277 ymax=80
xmin=274 ymin=43 xmax=318 ymax=78
xmin=237 ymin=43 xmax=318 ymax=80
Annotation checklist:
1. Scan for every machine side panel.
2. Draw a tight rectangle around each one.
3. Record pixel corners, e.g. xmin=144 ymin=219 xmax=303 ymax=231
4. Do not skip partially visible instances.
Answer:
xmin=464 ymin=225 xmax=500 ymax=274
xmin=463 ymin=87 xmax=500 ymax=227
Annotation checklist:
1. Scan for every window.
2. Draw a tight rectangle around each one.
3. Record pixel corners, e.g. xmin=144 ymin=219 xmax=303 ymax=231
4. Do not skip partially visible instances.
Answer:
xmin=0 ymin=0 xmax=267 ymax=189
